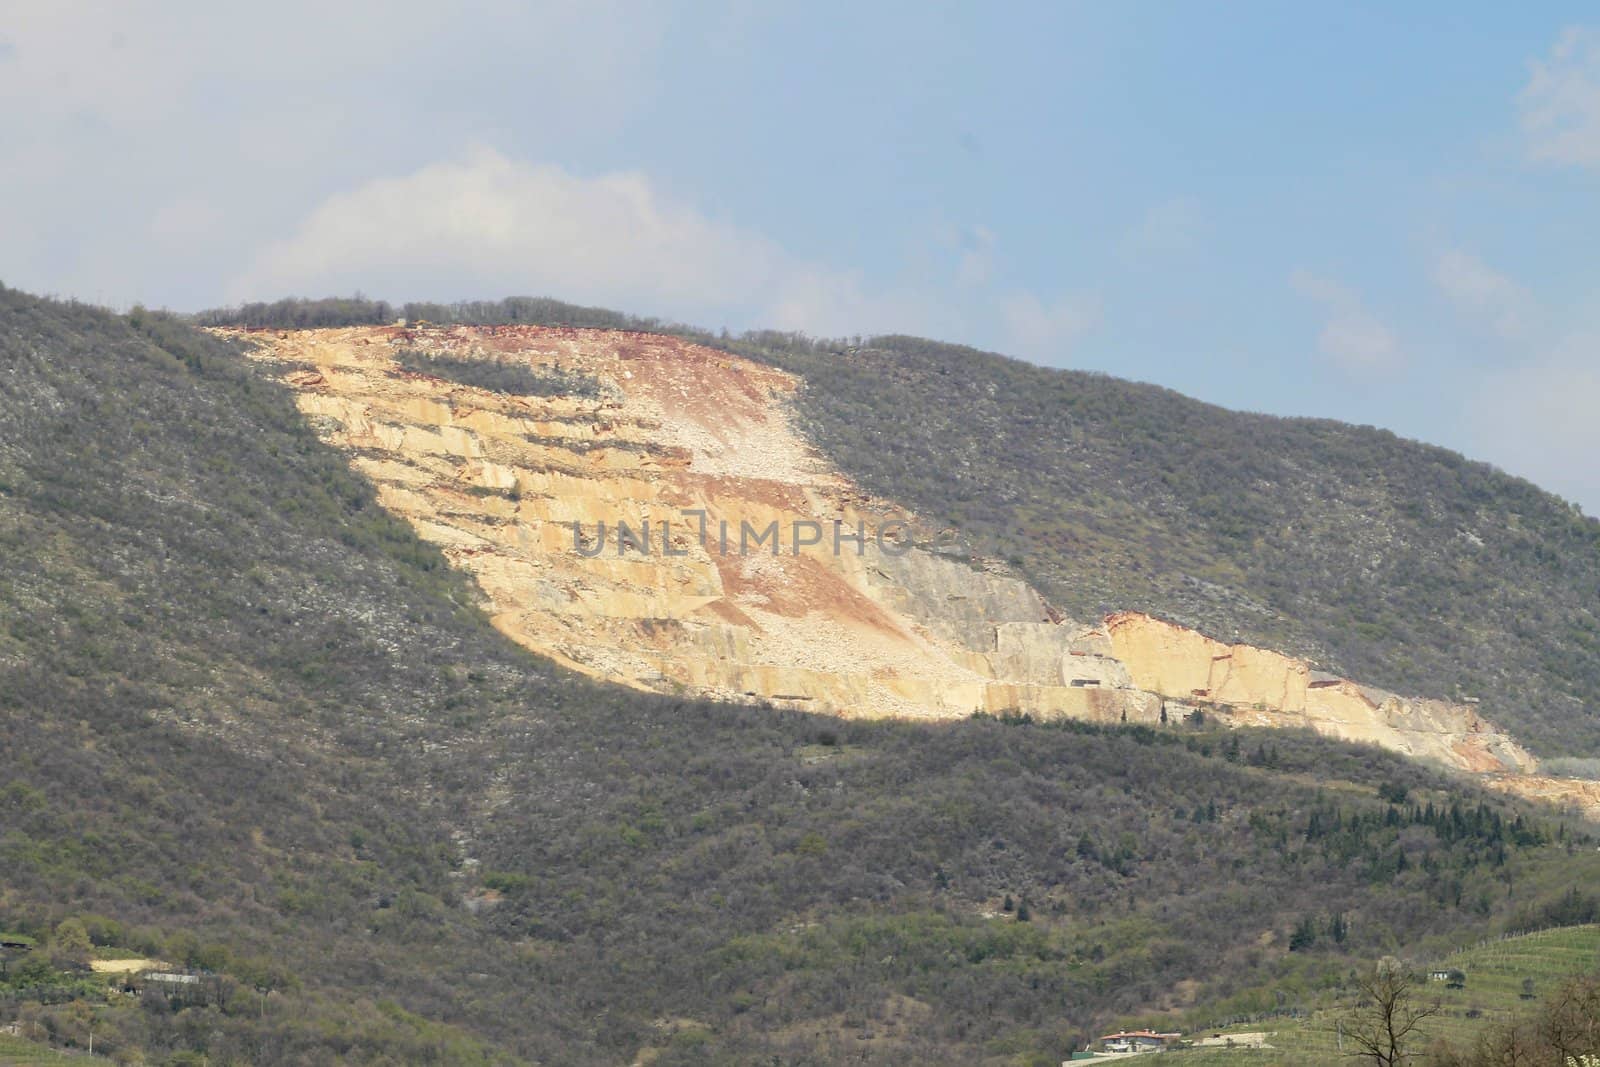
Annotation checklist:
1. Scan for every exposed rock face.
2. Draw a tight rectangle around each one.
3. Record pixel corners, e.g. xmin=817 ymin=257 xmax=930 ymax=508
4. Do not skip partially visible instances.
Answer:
xmin=1484 ymin=773 xmax=1600 ymax=819
xmin=227 ymin=324 xmax=1593 ymax=814
xmin=1105 ymin=612 xmax=1537 ymax=774
xmin=229 ymin=325 xmax=1157 ymax=724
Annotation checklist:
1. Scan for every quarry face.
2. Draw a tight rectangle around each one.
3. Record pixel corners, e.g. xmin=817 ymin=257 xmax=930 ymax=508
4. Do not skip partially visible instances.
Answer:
xmin=227 ymin=324 xmax=1583 ymax=810
xmin=228 ymin=323 xmax=1153 ymax=723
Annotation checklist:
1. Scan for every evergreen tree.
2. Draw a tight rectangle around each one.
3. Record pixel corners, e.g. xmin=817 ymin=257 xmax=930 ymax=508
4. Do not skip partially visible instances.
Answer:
xmin=1288 ymin=916 xmax=1318 ymax=951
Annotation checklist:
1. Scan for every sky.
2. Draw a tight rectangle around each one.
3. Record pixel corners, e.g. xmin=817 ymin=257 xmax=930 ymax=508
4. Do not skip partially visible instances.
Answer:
xmin=4 ymin=3 xmax=1600 ymax=510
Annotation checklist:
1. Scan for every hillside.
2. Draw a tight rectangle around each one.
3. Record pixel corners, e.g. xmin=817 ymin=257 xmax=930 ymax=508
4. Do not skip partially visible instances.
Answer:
xmin=0 ymin=286 xmax=1595 ymax=1064
xmin=1170 ymin=923 xmax=1600 ymax=1064
xmin=219 ymin=322 xmax=1549 ymax=807
xmin=742 ymin=334 xmax=1600 ymax=761
xmin=200 ymin=297 xmax=1600 ymax=759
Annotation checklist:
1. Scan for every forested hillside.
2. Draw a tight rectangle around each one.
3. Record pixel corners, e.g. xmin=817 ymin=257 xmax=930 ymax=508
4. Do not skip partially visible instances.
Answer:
xmin=0 ymin=287 xmax=1588 ymax=1064
xmin=199 ymin=296 xmax=1600 ymax=757
xmin=742 ymin=333 xmax=1600 ymax=761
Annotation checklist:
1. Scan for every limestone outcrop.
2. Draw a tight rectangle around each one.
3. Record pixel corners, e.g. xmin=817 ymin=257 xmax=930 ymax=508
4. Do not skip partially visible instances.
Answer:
xmin=224 ymin=324 xmax=1598 ymax=818
xmin=229 ymin=324 xmax=1158 ymax=725
xmin=1104 ymin=612 xmax=1537 ymax=774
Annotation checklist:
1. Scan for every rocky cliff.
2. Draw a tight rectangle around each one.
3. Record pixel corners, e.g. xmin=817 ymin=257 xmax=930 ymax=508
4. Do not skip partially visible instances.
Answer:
xmin=224 ymin=324 xmax=1593 ymax=815
xmin=1104 ymin=611 xmax=1536 ymax=774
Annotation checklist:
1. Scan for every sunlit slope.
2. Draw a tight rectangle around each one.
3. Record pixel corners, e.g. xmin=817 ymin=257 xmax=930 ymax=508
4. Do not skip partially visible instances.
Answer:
xmin=229 ymin=323 xmax=1600 ymax=822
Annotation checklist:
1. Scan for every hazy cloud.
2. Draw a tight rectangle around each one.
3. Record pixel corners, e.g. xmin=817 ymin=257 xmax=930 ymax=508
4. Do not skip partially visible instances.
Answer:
xmin=1121 ymin=196 xmax=1204 ymax=261
xmin=955 ymin=225 xmax=997 ymax=286
xmin=1433 ymin=249 xmax=1538 ymax=342
xmin=1520 ymin=26 xmax=1600 ymax=168
xmin=1000 ymin=290 xmax=1101 ymax=362
xmin=231 ymin=148 xmax=777 ymax=311
xmin=230 ymin=148 xmax=927 ymax=338
xmin=1291 ymin=270 xmax=1401 ymax=373
xmin=0 ymin=2 xmax=671 ymax=309
xmin=0 ymin=2 xmax=452 ymax=126
xmin=1470 ymin=332 xmax=1600 ymax=510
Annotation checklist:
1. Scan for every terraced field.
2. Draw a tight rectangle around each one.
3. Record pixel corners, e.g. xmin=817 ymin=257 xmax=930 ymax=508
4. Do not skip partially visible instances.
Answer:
xmin=1170 ymin=925 xmax=1600 ymax=1064
xmin=0 ymin=1033 xmax=69 ymax=1065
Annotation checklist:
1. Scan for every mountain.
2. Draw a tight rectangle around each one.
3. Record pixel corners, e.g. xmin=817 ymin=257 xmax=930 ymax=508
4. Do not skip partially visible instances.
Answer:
xmin=733 ymin=334 xmax=1600 ymax=762
xmin=1 ymin=285 xmax=1597 ymax=1065
xmin=218 ymin=322 xmax=1546 ymax=792
xmin=201 ymin=296 xmax=1600 ymax=761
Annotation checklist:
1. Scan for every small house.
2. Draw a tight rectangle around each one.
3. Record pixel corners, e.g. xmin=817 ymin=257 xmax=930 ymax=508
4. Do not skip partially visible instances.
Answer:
xmin=134 ymin=970 xmax=218 ymax=1006
xmin=1098 ymin=1029 xmax=1182 ymax=1054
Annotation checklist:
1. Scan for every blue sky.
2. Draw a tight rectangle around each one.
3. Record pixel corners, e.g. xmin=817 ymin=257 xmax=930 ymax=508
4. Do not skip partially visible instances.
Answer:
xmin=4 ymin=3 xmax=1600 ymax=509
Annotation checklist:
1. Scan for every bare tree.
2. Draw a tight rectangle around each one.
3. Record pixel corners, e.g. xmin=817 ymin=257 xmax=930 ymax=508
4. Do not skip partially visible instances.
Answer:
xmin=1534 ymin=974 xmax=1600 ymax=1064
xmin=1337 ymin=960 xmax=1439 ymax=1066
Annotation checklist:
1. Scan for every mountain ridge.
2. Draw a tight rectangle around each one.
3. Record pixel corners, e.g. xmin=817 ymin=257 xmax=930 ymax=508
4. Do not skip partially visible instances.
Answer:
xmin=198 ymin=296 xmax=1600 ymax=761
xmin=3 ymin=284 xmax=1597 ymax=1064
xmin=223 ymin=320 xmax=1600 ymax=823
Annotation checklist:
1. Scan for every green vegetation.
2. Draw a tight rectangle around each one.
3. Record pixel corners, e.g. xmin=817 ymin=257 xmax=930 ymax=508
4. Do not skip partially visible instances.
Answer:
xmin=1165 ymin=925 xmax=1600 ymax=1064
xmin=734 ymin=332 xmax=1600 ymax=760
xmin=1 ymin=286 xmax=1593 ymax=1063
xmin=1540 ymin=757 xmax=1600 ymax=780
xmin=192 ymin=294 xmax=650 ymax=332
xmin=0 ymin=1031 xmax=68 ymax=1067
xmin=394 ymin=347 xmax=602 ymax=398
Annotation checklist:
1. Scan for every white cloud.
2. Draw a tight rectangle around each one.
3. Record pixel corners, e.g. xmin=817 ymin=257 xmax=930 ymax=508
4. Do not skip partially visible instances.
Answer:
xmin=1290 ymin=270 xmax=1401 ymax=373
xmin=234 ymin=153 xmax=1089 ymax=348
xmin=229 ymin=148 xmax=929 ymax=337
xmin=0 ymin=2 xmax=674 ymax=309
xmin=0 ymin=1 xmax=452 ymax=127
xmin=148 ymin=197 xmax=228 ymax=247
xmin=231 ymin=148 xmax=774 ymax=310
xmin=999 ymin=291 xmax=1100 ymax=361
xmin=1432 ymin=249 xmax=1538 ymax=343
xmin=955 ymin=225 xmax=996 ymax=286
xmin=1519 ymin=26 xmax=1600 ymax=168
xmin=1469 ymin=332 xmax=1600 ymax=511
xmin=1121 ymin=196 xmax=1204 ymax=261
xmin=0 ymin=1 xmax=1079 ymax=355
xmin=764 ymin=267 xmax=940 ymax=339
